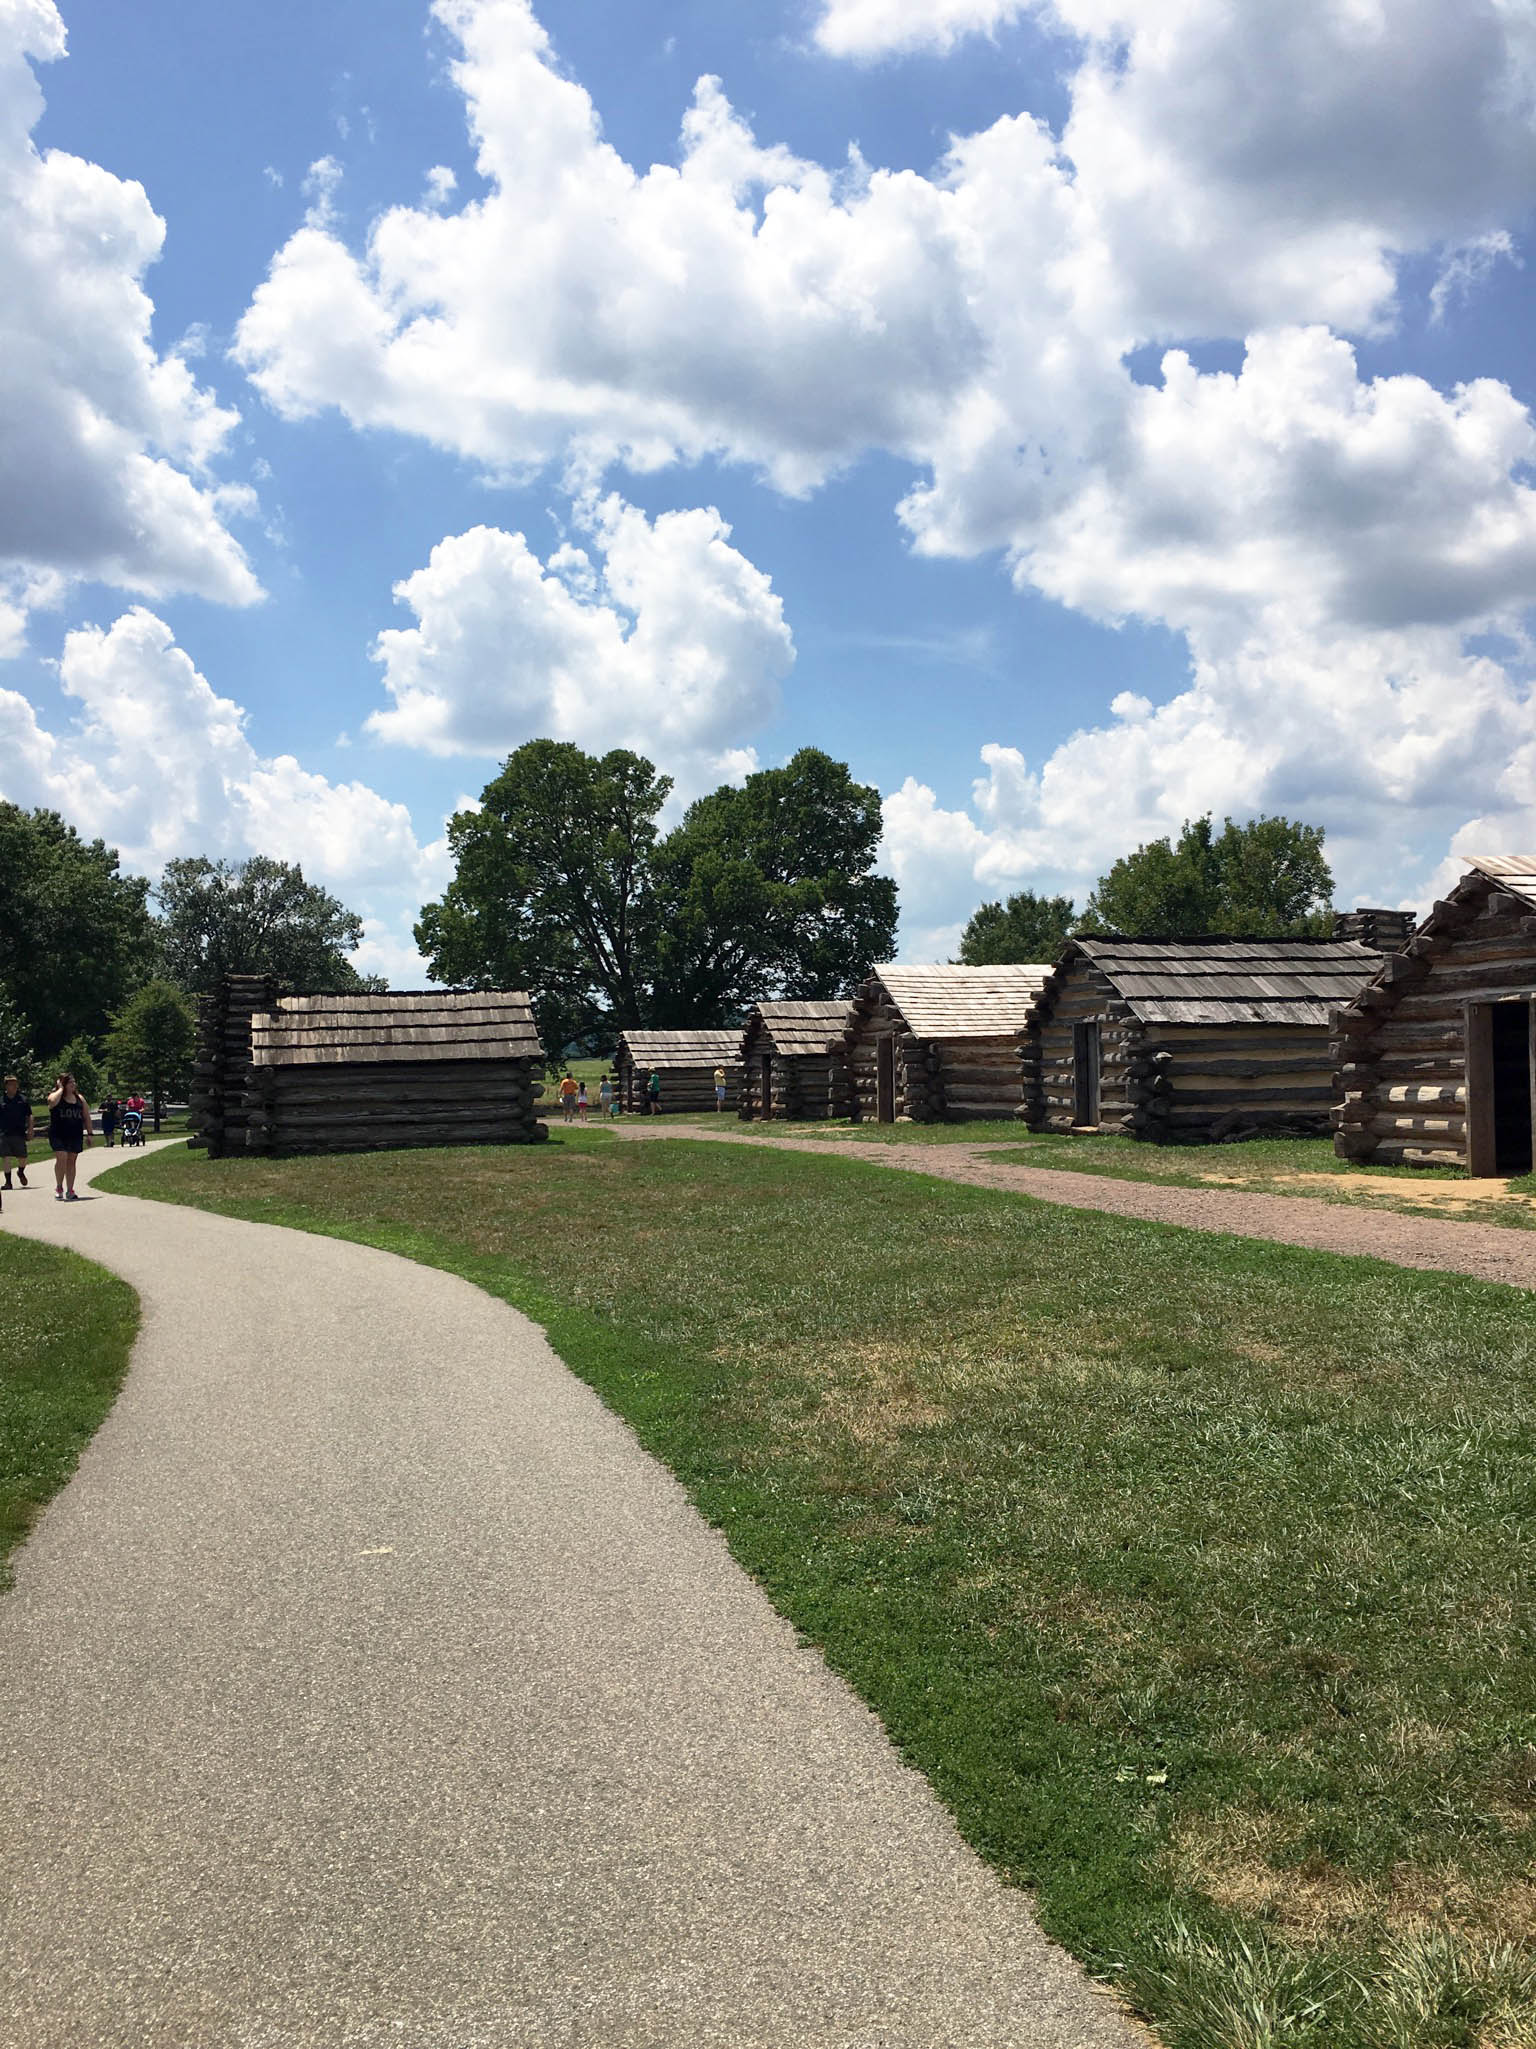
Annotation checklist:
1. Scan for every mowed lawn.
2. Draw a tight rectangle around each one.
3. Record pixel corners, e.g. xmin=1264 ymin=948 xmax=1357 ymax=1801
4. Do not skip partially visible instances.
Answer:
xmin=105 ymin=1134 xmax=1536 ymax=2049
xmin=0 ymin=1232 xmax=139 ymax=1580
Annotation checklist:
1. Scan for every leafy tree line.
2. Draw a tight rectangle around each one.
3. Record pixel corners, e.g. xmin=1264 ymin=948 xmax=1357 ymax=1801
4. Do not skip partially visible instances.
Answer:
xmin=0 ymin=804 xmax=378 ymax=1106
xmin=416 ymin=741 xmax=898 ymax=1054
xmin=958 ymin=813 xmax=1336 ymax=964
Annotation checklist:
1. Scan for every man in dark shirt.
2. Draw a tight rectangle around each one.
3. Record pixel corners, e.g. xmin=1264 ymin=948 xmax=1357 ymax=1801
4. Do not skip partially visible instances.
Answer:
xmin=0 ymin=1075 xmax=32 ymax=1189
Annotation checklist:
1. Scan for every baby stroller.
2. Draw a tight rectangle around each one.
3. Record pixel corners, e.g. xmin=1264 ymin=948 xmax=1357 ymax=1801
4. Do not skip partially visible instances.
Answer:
xmin=120 ymin=1106 xmax=146 ymax=1147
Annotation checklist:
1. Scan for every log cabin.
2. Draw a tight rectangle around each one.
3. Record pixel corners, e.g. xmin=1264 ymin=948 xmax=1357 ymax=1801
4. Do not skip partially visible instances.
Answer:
xmin=1334 ymin=857 xmax=1536 ymax=1172
xmin=613 ymin=1029 xmax=744 ymax=1114
xmin=1023 ymin=919 xmax=1411 ymax=1144
xmin=844 ymin=965 xmax=1051 ymax=1122
xmin=738 ymin=1000 xmax=853 ymax=1120
xmin=241 ymin=990 xmax=546 ymax=1154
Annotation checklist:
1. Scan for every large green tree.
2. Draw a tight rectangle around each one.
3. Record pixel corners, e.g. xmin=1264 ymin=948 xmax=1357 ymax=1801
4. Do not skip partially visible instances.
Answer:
xmin=105 ymin=978 xmax=197 ymax=1130
xmin=650 ymin=749 xmax=896 ymax=1022
xmin=957 ymin=890 xmax=1076 ymax=966
xmin=0 ymin=805 xmax=155 ymax=1055
xmin=156 ymin=856 xmax=372 ymax=993
xmin=415 ymin=741 xmax=670 ymax=1053
xmin=1083 ymin=814 xmax=1333 ymax=936
xmin=415 ymin=741 xmax=898 ymax=1050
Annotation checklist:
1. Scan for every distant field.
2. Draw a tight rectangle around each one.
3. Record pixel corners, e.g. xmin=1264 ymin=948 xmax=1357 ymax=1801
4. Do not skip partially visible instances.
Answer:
xmin=0 ymin=1234 xmax=138 ymax=1581
xmin=105 ymin=1132 xmax=1536 ymax=2049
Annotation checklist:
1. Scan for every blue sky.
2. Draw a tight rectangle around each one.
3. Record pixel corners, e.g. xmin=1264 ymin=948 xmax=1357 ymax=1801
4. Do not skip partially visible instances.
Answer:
xmin=3 ymin=0 xmax=1535 ymax=977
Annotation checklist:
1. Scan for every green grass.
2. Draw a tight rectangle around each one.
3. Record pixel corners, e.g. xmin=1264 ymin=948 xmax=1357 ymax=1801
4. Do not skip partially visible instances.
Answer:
xmin=0 ymin=1232 xmax=139 ymax=1582
xmin=99 ymin=1135 xmax=1536 ymax=2049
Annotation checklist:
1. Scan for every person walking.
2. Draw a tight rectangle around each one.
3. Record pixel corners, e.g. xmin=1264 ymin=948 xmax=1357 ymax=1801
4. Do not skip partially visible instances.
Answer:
xmin=99 ymin=1094 xmax=119 ymax=1148
xmin=646 ymin=1068 xmax=662 ymax=1115
xmin=713 ymin=1065 xmax=727 ymax=1113
xmin=577 ymin=1079 xmax=589 ymax=1124
xmin=558 ymin=1071 xmax=579 ymax=1124
xmin=598 ymin=1072 xmax=613 ymax=1119
xmin=47 ymin=1073 xmax=92 ymax=1202
xmin=0 ymin=1075 xmax=32 ymax=1190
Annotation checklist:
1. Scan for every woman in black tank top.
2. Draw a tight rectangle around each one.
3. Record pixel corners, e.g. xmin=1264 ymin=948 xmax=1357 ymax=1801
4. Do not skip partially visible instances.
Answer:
xmin=47 ymin=1073 xmax=94 ymax=1202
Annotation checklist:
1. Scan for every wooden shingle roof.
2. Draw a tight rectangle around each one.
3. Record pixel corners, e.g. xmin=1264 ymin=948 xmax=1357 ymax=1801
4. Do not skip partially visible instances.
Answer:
xmin=744 ymin=999 xmax=852 ymax=1057
xmin=617 ymin=1029 xmax=745 ymax=1069
xmin=867 ymin=964 xmax=1052 ymax=1040
xmin=1464 ymin=854 xmax=1536 ymax=908
xmin=251 ymin=990 xmax=543 ymax=1066
xmin=1069 ymin=936 xmax=1380 ymax=1026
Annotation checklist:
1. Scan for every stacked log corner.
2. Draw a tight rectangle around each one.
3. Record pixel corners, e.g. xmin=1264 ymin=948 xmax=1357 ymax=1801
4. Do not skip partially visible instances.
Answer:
xmin=738 ymin=1020 xmax=853 ymax=1121
xmin=188 ymin=973 xmax=279 ymax=1156
xmin=1333 ymin=877 xmax=1536 ymax=1169
xmin=844 ymin=979 xmax=931 ymax=1121
xmin=1022 ymin=959 xmax=1141 ymax=1135
xmin=243 ymin=1058 xmax=545 ymax=1156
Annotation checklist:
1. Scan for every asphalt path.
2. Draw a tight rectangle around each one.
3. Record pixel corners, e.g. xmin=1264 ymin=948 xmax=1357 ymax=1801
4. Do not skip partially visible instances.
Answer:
xmin=0 ymin=1144 xmax=1146 ymax=2049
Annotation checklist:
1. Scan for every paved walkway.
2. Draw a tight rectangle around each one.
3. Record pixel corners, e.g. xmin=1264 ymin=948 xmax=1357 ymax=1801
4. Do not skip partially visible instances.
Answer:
xmin=0 ymin=1147 xmax=1144 ymax=2049
xmin=620 ymin=1122 xmax=1536 ymax=1292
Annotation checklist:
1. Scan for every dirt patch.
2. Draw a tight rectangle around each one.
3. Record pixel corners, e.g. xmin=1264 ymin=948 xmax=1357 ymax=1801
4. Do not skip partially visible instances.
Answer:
xmin=1165 ymin=1812 xmax=1536 ymax=1944
xmin=1261 ymin=1170 xmax=1536 ymax=1214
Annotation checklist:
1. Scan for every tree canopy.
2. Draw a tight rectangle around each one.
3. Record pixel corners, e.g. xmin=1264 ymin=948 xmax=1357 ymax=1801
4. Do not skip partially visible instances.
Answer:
xmin=650 ymin=749 xmax=896 ymax=1022
xmin=1083 ymin=814 xmax=1334 ymax=937
xmin=957 ymin=890 xmax=1076 ymax=966
xmin=156 ymin=855 xmax=371 ymax=993
xmin=416 ymin=741 xmax=897 ymax=1051
xmin=105 ymin=978 xmax=197 ymax=1126
xmin=0 ymin=805 xmax=155 ymax=1057
xmin=415 ymin=741 xmax=669 ymax=1054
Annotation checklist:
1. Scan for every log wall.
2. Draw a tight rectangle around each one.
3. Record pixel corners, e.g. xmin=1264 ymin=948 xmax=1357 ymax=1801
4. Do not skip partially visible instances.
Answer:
xmin=1135 ymin=1025 xmax=1337 ymax=1143
xmin=188 ymin=973 xmax=279 ymax=1157
xmin=243 ymin=1058 xmax=545 ymax=1154
xmin=933 ymin=1038 xmax=1027 ymax=1122
xmin=1025 ymin=957 xmax=1338 ymax=1142
xmin=614 ymin=1051 xmax=743 ymax=1114
xmin=1334 ymin=886 xmax=1536 ymax=1167
xmin=1024 ymin=960 xmax=1141 ymax=1134
xmin=845 ymin=987 xmax=929 ymax=1121
xmin=739 ymin=1046 xmax=852 ymax=1120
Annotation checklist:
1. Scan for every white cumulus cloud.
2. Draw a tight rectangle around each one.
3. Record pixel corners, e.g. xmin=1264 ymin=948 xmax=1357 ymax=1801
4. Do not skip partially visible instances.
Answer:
xmin=0 ymin=610 xmax=446 ymax=979
xmin=814 ymin=0 xmax=1030 ymax=58
xmin=229 ymin=0 xmax=1536 ymax=948
xmin=368 ymin=493 xmax=793 ymax=784
xmin=0 ymin=0 xmax=261 ymax=644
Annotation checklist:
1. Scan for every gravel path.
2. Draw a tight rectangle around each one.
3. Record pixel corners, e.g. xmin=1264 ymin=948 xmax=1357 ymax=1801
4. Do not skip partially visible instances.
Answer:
xmin=0 ymin=1145 xmax=1145 ymax=2049
xmin=620 ymin=1121 xmax=1536 ymax=1291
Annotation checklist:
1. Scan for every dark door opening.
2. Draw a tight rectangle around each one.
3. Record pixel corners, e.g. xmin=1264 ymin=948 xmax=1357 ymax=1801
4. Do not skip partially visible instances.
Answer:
xmin=1490 ymin=1001 xmax=1533 ymax=1175
xmin=760 ymin=1052 xmax=774 ymax=1119
xmin=1072 ymin=1020 xmax=1101 ymax=1127
xmin=876 ymin=1035 xmax=896 ymax=1123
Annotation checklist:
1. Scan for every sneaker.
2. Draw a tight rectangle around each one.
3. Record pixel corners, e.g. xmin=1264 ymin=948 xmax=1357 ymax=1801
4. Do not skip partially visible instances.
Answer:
xmin=65 ymin=1190 xmax=79 ymax=1202
xmin=2 ymin=1177 xmax=10 ymax=1190
xmin=54 ymin=1189 xmax=63 ymax=1201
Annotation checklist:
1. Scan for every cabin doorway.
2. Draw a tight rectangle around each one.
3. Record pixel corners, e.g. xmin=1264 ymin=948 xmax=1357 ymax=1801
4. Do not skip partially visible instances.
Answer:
xmin=1072 ymin=1020 xmax=1101 ymax=1128
xmin=760 ymin=1052 xmax=774 ymax=1119
xmin=876 ymin=1034 xmax=896 ymax=1123
xmin=1468 ymin=1000 xmax=1534 ymax=1175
